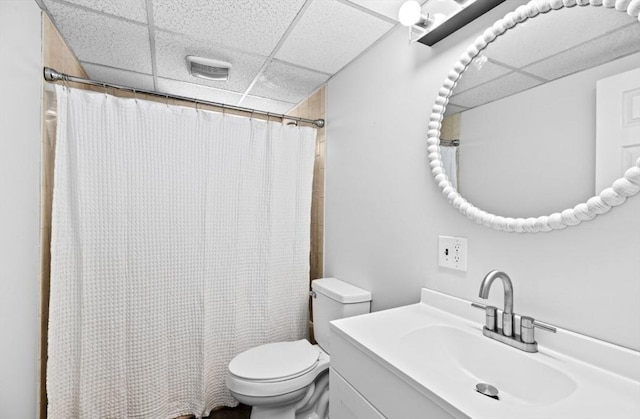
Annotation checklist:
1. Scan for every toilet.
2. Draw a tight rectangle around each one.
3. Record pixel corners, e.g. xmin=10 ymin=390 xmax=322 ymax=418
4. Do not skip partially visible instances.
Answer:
xmin=226 ymin=277 xmax=371 ymax=419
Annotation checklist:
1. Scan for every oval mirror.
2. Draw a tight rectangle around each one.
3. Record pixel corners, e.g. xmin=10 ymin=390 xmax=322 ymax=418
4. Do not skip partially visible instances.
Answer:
xmin=429 ymin=0 xmax=640 ymax=233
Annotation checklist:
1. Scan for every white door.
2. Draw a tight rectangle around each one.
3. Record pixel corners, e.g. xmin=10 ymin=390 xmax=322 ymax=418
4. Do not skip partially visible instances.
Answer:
xmin=595 ymin=67 xmax=640 ymax=194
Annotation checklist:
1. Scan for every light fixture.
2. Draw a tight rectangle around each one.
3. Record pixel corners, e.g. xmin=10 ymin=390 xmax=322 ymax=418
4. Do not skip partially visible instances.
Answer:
xmin=398 ymin=1 xmax=426 ymax=27
xmin=398 ymin=0 xmax=433 ymax=41
xmin=397 ymin=0 xmax=505 ymax=45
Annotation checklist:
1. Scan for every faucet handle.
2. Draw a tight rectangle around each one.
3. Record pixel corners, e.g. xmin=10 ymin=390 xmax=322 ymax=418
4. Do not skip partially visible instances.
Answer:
xmin=471 ymin=302 xmax=497 ymax=331
xmin=520 ymin=316 xmax=557 ymax=344
xmin=471 ymin=302 xmax=486 ymax=310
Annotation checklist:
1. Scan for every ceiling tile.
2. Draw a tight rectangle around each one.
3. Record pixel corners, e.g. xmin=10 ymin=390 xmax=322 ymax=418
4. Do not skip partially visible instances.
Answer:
xmin=81 ymin=63 xmax=155 ymax=91
xmin=151 ymin=0 xmax=307 ymax=56
xmin=43 ymin=0 xmax=148 ymax=23
xmin=523 ymin=25 xmax=640 ymax=81
xmin=345 ymin=0 xmax=405 ymax=21
xmin=239 ymin=95 xmax=296 ymax=115
xmin=156 ymin=78 xmax=244 ymax=106
xmin=154 ymin=31 xmax=268 ymax=94
xmin=484 ymin=5 xmax=636 ymax=69
xmin=249 ymin=60 xmax=329 ymax=104
xmin=345 ymin=0 xmax=432 ymax=21
xmin=448 ymin=72 xmax=542 ymax=109
xmin=275 ymin=0 xmax=394 ymax=74
xmin=45 ymin=1 xmax=152 ymax=73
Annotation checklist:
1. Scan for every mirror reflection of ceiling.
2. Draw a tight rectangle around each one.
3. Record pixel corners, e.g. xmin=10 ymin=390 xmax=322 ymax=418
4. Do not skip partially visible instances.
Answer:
xmin=445 ymin=6 xmax=640 ymax=115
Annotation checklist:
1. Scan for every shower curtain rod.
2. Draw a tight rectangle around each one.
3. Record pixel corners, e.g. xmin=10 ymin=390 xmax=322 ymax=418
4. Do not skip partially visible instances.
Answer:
xmin=440 ymin=139 xmax=460 ymax=146
xmin=43 ymin=67 xmax=325 ymax=128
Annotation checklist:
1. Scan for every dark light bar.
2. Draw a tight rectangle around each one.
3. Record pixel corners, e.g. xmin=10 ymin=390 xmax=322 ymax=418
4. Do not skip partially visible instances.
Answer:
xmin=418 ymin=0 xmax=505 ymax=46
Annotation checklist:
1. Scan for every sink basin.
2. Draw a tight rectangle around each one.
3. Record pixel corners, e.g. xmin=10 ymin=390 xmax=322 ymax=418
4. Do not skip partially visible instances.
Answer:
xmin=398 ymin=325 xmax=577 ymax=405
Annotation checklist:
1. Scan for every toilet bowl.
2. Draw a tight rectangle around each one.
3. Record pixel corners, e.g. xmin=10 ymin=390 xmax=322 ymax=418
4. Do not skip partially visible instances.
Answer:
xmin=226 ymin=278 xmax=372 ymax=419
xmin=226 ymin=340 xmax=330 ymax=419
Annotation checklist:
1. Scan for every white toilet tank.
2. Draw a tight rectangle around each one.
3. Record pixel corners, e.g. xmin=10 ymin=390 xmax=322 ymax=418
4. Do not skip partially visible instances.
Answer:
xmin=311 ymin=278 xmax=371 ymax=354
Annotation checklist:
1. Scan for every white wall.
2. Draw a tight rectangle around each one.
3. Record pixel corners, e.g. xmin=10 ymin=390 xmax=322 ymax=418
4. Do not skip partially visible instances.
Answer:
xmin=0 ymin=1 xmax=42 ymax=416
xmin=325 ymin=2 xmax=640 ymax=350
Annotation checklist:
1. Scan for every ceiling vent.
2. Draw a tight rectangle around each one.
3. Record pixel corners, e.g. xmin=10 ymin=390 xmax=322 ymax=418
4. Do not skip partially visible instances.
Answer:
xmin=186 ymin=56 xmax=231 ymax=81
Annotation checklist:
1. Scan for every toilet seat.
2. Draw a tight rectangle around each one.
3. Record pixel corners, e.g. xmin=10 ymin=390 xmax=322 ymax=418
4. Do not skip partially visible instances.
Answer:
xmin=229 ymin=340 xmax=320 ymax=382
xmin=227 ymin=340 xmax=330 ymax=398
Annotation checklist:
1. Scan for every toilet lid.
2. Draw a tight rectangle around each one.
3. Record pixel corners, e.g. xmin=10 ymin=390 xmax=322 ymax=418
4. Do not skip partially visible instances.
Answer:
xmin=229 ymin=339 xmax=320 ymax=381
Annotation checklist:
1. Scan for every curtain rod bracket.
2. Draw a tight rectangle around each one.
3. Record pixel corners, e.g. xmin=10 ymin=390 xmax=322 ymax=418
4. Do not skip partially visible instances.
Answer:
xmin=44 ymin=67 xmax=66 ymax=82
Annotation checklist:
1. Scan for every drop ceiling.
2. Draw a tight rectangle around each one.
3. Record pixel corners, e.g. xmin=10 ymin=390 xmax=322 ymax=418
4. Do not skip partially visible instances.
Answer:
xmin=38 ymin=0 xmax=417 ymax=115
xmin=37 ymin=1 xmax=639 ymax=116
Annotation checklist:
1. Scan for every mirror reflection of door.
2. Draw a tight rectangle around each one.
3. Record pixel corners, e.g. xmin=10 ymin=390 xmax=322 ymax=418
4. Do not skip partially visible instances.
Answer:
xmin=596 ymin=68 xmax=640 ymax=194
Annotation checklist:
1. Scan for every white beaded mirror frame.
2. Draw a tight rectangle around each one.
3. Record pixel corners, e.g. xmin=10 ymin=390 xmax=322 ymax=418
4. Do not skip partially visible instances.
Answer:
xmin=428 ymin=0 xmax=640 ymax=233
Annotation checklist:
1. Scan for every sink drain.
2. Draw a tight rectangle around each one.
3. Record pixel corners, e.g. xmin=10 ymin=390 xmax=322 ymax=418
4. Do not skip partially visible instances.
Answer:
xmin=476 ymin=383 xmax=499 ymax=400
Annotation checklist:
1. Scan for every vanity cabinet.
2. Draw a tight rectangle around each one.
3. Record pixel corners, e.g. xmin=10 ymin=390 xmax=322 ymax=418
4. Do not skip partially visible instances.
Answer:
xmin=329 ymin=325 xmax=457 ymax=419
xmin=329 ymin=369 xmax=385 ymax=419
xmin=329 ymin=289 xmax=640 ymax=419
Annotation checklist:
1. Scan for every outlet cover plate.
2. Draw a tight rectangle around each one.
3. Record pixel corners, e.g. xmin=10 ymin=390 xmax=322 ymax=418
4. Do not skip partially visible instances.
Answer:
xmin=438 ymin=236 xmax=468 ymax=271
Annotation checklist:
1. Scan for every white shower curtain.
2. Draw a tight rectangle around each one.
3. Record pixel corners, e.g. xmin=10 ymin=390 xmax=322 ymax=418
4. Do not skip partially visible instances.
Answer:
xmin=439 ymin=145 xmax=458 ymax=190
xmin=47 ymin=85 xmax=316 ymax=418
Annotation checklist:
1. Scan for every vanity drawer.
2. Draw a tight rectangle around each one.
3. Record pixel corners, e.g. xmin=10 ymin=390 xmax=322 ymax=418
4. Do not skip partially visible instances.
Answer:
xmin=330 ymin=368 xmax=385 ymax=419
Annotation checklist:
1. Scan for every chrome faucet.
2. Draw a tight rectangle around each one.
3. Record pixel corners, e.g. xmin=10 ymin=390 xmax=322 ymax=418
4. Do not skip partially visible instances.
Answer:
xmin=472 ymin=270 xmax=556 ymax=353
xmin=479 ymin=270 xmax=514 ymax=337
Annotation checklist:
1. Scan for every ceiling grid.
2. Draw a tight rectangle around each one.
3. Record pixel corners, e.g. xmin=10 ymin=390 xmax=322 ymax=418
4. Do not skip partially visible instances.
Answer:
xmin=40 ymin=0 xmax=399 ymax=114
xmin=38 ymin=0 xmax=638 ymax=115
xmin=236 ymin=0 xmax=315 ymax=106
xmin=144 ymin=0 xmax=159 ymax=90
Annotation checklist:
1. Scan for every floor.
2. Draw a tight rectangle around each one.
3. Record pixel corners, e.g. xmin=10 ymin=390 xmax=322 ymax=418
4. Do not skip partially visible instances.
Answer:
xmin=205 ymin=404 xmax=252 ymax=419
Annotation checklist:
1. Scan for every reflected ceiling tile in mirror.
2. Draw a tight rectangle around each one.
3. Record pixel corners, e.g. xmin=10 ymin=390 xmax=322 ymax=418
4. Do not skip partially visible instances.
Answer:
xmin=454 ymin=56 xmax=512 ymax=94
xmin=523 ymin=25 xmax=640 ymax=82
xmin=448 ymin=72 xmax=542 ymax=109
xmin=484 ymin=6 xmax=634 ymax=69
xmin=443 ymin=104 xmax=467 ymax=116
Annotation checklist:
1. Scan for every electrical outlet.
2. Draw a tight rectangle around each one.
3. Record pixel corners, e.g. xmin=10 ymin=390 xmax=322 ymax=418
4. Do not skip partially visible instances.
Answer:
xmin=438 ymin=236 xmax=468 ymax=271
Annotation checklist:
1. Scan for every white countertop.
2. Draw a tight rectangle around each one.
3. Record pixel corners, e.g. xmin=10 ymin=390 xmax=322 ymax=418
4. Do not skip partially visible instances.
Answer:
xmin=330 ymin=288 xmax=640 ymax=419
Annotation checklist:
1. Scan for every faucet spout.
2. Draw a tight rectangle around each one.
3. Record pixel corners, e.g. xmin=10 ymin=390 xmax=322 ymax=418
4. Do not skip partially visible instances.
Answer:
xmin=479 ymin=270 xmax=514 ymax=336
